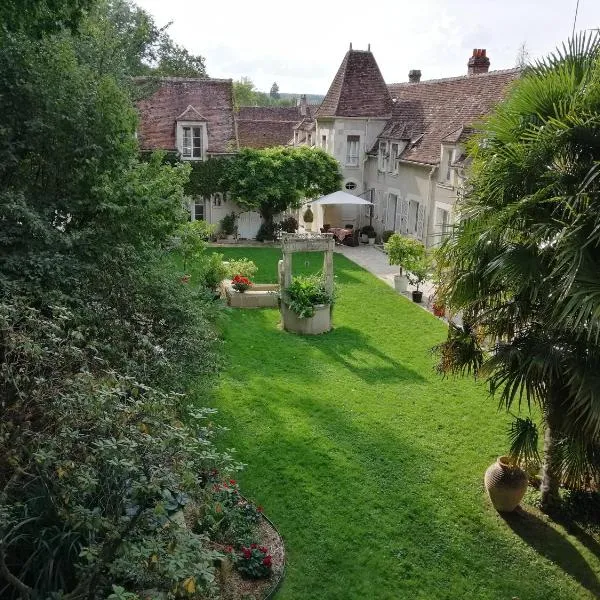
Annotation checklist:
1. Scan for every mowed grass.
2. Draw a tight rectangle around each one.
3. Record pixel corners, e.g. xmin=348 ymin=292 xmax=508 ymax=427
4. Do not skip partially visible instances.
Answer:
xmin=194 ymin=247 xmax=600 ymax=599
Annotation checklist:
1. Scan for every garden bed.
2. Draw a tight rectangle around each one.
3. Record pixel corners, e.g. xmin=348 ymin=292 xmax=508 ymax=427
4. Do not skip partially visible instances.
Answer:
xmin=222 ymin=280 xmax=280 ymax=308
xmin=217 ymin=515 xmax=286 ymax=600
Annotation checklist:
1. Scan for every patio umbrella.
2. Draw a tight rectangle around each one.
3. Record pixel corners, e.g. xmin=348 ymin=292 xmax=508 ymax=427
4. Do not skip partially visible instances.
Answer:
xmin=310 ymin=190 xmax=373 ymax=205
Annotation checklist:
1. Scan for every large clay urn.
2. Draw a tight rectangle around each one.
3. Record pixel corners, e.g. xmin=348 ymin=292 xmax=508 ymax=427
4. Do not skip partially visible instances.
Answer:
xmin=484 ymin=456 xmax=528 ymax=512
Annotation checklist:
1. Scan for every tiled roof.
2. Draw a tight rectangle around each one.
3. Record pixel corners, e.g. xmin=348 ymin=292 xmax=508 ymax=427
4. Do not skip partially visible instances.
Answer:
xmin=316 ymin=50 xmax=393 ymax=118
xmin=236 ymin=105 xmax=318 ymax=148
xmin=135 ymin=77 xmax=238 ymax=154
xmin=237 ymin=120 xmax=298 ymax=149
xmin=385 ymin=69 xmax=519 ymax=164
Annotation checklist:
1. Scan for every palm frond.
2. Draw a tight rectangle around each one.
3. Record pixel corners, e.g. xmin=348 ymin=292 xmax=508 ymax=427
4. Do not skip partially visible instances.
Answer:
xmin=508 ymin=416 xmax=540 ymax=467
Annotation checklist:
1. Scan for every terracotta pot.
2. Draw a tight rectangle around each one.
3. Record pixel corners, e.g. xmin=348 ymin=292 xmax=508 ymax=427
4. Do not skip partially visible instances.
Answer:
xmin=484 ymin=455 xmax=528 ymax=512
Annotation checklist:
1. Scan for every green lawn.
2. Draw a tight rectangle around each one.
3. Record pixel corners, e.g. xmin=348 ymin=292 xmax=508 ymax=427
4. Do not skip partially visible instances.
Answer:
xmin=196 ymin=247 xmax=600 ymax=599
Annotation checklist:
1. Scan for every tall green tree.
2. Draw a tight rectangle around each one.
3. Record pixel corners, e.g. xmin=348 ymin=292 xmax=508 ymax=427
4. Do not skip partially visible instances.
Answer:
xmin=270 ymin=81 xmax=280 ymax=99
xmin=435 ymin=34 xmax=600 ymax=509
xmin=224 ymin=146 xmax=342 ymax=226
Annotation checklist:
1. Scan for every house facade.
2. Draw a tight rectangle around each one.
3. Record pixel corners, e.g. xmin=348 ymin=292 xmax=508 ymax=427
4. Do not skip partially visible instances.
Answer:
xmin=135 ymin=49 xmax=518 ymax=243
xmin=301 ymin=46 xmax=519 ymax=246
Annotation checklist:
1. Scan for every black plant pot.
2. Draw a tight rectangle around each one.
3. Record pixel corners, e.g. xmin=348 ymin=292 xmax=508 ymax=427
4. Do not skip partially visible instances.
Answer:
xmin=412 ymin=290 xmax=423 ymax=303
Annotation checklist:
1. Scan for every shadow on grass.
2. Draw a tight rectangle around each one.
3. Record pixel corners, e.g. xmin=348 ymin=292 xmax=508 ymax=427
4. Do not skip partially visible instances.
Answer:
xmin=301 ymin=325 xmax=426 ymax=385
xmin=502 ymin=508 xmax=600 ymax=597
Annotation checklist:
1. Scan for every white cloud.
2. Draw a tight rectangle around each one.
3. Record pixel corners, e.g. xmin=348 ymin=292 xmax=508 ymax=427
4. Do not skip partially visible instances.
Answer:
xmin=136 ymin=0 xmax=600 ymax=93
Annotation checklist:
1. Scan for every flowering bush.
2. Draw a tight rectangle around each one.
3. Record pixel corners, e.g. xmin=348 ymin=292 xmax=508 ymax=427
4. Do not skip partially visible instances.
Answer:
xmin=231 ymin=274 xmax=252 ymax=292
xmin=233 ymin=544 xmax=273 ymax=578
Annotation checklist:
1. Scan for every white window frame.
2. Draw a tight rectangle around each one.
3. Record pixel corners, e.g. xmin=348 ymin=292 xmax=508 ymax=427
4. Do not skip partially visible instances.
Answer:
xmin=321 ymin=134 xmax=327 ymax=150
xmin=445 ymin=147 xmax=455 ymax=181
xmin=177 ymin=121 xmax=206 ymax=161
xmin=193 ymin=198 xmax=204 ymax=221
xmin=408 ymin=199 xmax=419 ymax=234
xmin=378 ymin=141 xmax=389 ymax=172
xmin=345 ymin=134 xmax=360 ymax=167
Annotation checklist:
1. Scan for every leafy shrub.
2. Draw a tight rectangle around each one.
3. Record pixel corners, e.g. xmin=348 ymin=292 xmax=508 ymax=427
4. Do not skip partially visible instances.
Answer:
xmin=382 ymin=230 xmax=395 ymax=243
xmin=284 ymin=274 xmax=334 ymax=318
xmin=220 ymin=212 xmax=236 ymax=236
xmin=255 ymin=221 xmax=277 ymax=242
xmin=200 ymin=252 xmax=228 ymax=291
xmin=385 ymin=234 xmax=426 ymax=275
xmin=174 ymin=220 xmax=216 ymax=273
xmin=224 ymin=258 xmax=258 ymax=279
xmin=0 ymin=300 xmax=240 ymax=598
xmin=279 ymin=215 xmax=298 ymax=233
xmin=361 ymin=225 xmax=376 ymax=238
xmin=233 ymin=544 xmax=273 ymax=579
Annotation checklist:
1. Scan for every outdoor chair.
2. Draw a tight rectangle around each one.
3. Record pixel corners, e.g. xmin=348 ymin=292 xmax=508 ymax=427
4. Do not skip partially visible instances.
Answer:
xmin=343 ymin=229 xmax=359 ymax=247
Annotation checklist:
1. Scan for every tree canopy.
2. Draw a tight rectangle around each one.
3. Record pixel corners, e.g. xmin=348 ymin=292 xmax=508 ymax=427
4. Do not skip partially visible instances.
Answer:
xmin=223 ymin=146 xmax=342 ymax=223
xmin=436 ymin=33 xmax=600 ymax=508
xmin=233 ymin=76 xmax=295 ymax=107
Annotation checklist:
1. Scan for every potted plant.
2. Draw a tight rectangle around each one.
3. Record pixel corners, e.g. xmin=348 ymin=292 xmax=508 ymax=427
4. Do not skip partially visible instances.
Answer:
xmin=361 ymin=225 xmax=376 ymax=244
xmin=384 ymin=234 xmax=425 ymax=293
xmin=279 ymin=215 xmax=298 ymax=233
xmin=231 ymin=274 xmax=252 ymax=293
xmin=303 ymin=205 xmax=314 ymax=231
xmin=406 ymin=254 xmax=430 ymax=303
xmin=281 ymin=274 xmax=335 ymax=334
xmin=220 ymin=212 xmax=236 ymax=240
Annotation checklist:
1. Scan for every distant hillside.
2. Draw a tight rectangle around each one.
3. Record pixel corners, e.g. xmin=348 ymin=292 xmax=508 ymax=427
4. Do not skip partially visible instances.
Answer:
xmin=279 ymin=92 xmax=324 ymax=104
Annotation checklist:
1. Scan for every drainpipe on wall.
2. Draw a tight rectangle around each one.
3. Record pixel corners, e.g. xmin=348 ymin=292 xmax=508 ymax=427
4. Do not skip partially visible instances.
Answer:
xmin=426 ymin=165 xmax=437 ymax=246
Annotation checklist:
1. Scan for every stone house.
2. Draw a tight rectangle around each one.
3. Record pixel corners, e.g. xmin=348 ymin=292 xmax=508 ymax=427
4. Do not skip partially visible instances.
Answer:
xmin=135 ymin=48 xmax=518 ymax=243
xmin=299 ymin=46 xmax=519 ymax=245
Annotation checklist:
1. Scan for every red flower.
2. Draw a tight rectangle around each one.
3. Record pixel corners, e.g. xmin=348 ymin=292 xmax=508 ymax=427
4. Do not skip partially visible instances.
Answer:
xmin=243 ymin=548 xmax=251 ymax=559
xmin=259 ymin=546 xmax=268 ymax=554
xmin=250 ymin=543 xmax=257 ymax=549
xmin=229 ymin=479 xmax=236 ymax=485
xmin=262 ymin=556 xmax=272 ymax=567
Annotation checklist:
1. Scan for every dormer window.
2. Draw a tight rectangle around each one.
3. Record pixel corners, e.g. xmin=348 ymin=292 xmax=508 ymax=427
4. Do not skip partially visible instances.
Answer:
xmin=182 ymin=126 xmax=203 ymax=158
xmin=176 ymin=105 xmax=208 ymax=161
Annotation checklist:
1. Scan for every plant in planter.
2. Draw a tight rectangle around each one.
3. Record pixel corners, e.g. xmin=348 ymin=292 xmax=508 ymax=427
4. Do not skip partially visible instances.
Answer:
xmin=303 ymin=205 xmax=314 ymax=231
xmin=384 ymin=234 xmax=425 ymax=293
xmin=360 ymin=225 xmax=376 ymax=244
xmin=220 ymin=212 xmax=237 ymax=239
xmin=284 ymin=274 xmax=334 ymax=318
xmin=279 ymin=215 xmax=298 ymax=233
xmin=224 ymin=258 xmax=258 ymax=279
xmin=231 ymin=274 xmax=252 ymax=292
xmin=406 ymin=254 xmax=431 ymax=303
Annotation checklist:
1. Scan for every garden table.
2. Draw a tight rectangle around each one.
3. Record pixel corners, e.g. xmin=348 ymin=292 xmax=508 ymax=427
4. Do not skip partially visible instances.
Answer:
xmin=329 ymin=227 xmax=352 ymax=242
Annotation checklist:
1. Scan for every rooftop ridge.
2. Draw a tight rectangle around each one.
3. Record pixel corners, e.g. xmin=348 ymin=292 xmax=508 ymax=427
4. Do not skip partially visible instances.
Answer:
xmin=388 ymin=68 xmax=520 ymax=88
xmin=133 ymin=76 xmax=233 ymax=84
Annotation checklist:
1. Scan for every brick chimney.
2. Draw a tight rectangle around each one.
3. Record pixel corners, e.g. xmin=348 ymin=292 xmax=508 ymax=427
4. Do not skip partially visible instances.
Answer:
xmin=408 ymin=69 xmax=422 ymax=83
xmin=468 ymin=49 xmax=490 ymax=76
xmin=299 ymin=94 xmax=308 ymax=117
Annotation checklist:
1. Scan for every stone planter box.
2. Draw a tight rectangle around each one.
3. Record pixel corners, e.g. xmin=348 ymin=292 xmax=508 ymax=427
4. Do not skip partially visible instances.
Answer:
xmin=281 ymin=303 xmax=331 ymax=335
xmin=222 ymin=281 xmax=279 ymax=308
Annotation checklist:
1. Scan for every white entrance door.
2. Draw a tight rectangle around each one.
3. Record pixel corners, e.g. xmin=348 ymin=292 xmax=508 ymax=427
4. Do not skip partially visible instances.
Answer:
xmin=237 ymin=211 xmax=262 ymax=239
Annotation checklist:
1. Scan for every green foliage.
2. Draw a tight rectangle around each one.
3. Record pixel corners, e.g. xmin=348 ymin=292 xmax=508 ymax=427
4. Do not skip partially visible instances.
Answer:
xmin=405 ymin=254 xmax=431 ymax=292
xmin=185 ymin=158 xmax=231 ymax=197
xmin=436 ymin=33 xmax=600 ymax=502
xmin=220 ymin=212 xmax=237 ymax=236
xmin=175 ymin=220 xmax=215 ymax=273
xmin=279 ymin=215 xmax=299 ymax=233
xmin=284 ymin=274 xmax=334 ymax=318
xmin=255 ymin=222 xmax=278 ymax=242
xmin=508 ymin=416 xmax=541 ymax=468
xmin=385 ymin=234 xmax=425 ymax=275
xmin=360 ymin=225 xmax=376 ymax=238
xmin=381 ymin=230 xmax=395 ymax=243
xmin=199 ymin=253 xmax=228 ymax=290
xmin=224 ymin=147 xmax=342 ymax=224
xmin=224 ymin=259 xmax=258 ymax=279
xmin=233 ymin=77 xmax=295 ymax=108
xmin=302 ymin=206 xmax=314 ymax=223
xmin=269 ymin=82 xmax=280 ymax=99
xmin=233 ymin=545 xmax=273 ymax=579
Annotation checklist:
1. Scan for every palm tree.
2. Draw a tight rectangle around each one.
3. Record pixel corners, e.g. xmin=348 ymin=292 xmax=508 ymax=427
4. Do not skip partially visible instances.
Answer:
xmin=435 ymin=33 xmax=600 ymax=510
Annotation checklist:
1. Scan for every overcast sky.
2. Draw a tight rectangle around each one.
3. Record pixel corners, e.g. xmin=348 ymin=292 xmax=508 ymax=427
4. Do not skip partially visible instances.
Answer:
xmin=136 ymin=0 xmax=600 ymax=94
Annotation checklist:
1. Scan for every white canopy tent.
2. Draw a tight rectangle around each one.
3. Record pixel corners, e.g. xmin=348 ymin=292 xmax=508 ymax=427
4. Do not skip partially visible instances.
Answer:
xmin=310 ymin=190 xmax=373 ymax=206
xmin=304 ymin=190 xmax=373 ymax=233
